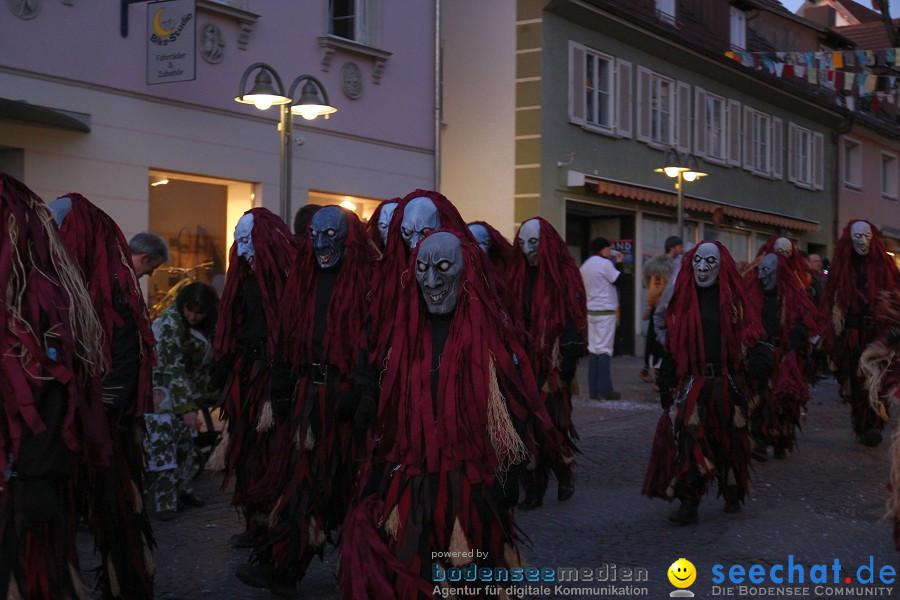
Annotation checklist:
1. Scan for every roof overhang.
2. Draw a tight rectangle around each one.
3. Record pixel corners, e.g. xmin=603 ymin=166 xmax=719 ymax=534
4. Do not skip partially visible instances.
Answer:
xmin=0 ymin=98 xmax=91 ymax=133
xmin=568 ymin=171 xmax=820 ymax=233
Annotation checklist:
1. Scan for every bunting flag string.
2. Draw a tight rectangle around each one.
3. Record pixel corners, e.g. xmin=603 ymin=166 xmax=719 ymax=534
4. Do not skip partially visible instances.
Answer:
xmin=724 ymin=47 xmax=900 ymax=113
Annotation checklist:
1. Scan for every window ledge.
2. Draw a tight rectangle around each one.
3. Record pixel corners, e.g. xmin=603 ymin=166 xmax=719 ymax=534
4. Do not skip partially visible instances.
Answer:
xmin=582 ymin=123 xmax=617 ymax=137
xmin=197 ymin=0 xmax=259 ymax=50
xmin=882 ymin=193 xmax=898 ymax=201
xmin=844 ymin=182 xmax=862 ymax=191
xmin=318 ymin=35 xmax=393 ymax=84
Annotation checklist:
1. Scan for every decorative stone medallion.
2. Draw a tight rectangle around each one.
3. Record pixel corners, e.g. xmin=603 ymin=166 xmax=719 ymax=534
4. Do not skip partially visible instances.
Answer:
xmin=341 ymin=61 xmax=363 ymax=100
xmin=199 ymin=22 xmax=225 ymax=64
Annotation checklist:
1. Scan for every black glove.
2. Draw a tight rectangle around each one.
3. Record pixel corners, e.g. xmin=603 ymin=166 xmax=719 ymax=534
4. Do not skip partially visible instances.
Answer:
xmin=659 ymin=386 xmax=674 ymax=410
xmin=353 ymin=395 xmax=377 ymax=433
xmin=269 ymin=361 xmax=296 ymax=400
xmin=788 ymin=322 xmax=807 ymax=353
xmin=336 ymin=386 xmax=361 ymax=422
xmin=19 ymin=479 xmax=58 ymax=527
xmin=657 ymin=353 xmax=677 ymax=390
xmin=495 ymin=468 xmax=520 ymax=510
xmin=749 ymin=343 xmax=774 ymax=383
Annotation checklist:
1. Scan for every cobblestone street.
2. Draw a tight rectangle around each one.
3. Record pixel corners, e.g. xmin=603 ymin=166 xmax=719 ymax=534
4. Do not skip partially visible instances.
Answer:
xmin=79 ymin=355 xmax=898 ymax=599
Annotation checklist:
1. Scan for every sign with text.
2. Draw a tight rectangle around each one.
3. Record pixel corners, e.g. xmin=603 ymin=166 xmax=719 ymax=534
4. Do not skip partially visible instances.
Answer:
xmin=611 ymin=239 xmax=634 ymax=275
xmin=147 ymin=0 xmax=196 ymax=84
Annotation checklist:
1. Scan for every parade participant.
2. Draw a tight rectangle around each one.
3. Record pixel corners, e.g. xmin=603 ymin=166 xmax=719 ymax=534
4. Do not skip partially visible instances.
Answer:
xmin=366 ymin=198 xmax=400 ymax=251
xmin=744 ymin=253 xmax=821 ymax=461
xmin=508 ymin=217 xmax=585 ymax=509
xmin=210 ymin=208 xmax=299 ymax=546
xmin=644 ymin=242 xmax=764 ymax=525
xmin=235 ymin=206 xmax=375 ymax=596
xmin=339 ymin=231 xmax=542 ymax=599
xmin=467 ymin=220 xmax=515 ymax=273
xmin=51 ymin=193 xmax=160 ymax=600
xmin=744 ymin=235 xmax=810 ymax=289
xmin=0 ymin=175 xmax=106 ymax=600
xmin=821 ymin=220 xmax=899 ymax=447
xmin=146 ymin=282 xmax=219 ymax=520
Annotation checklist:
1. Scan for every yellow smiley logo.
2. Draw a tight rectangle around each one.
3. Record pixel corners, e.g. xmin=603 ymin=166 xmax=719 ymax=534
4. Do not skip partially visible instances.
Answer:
xmin=668 ymin=558 xmax=696 ymax=588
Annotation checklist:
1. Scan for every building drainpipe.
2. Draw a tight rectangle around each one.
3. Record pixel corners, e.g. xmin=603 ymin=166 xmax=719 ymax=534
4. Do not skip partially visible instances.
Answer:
xmin=831 ymin=116 xmax=852 ymax=254
xmin=434 ymin=0 xmax=442 ymax=189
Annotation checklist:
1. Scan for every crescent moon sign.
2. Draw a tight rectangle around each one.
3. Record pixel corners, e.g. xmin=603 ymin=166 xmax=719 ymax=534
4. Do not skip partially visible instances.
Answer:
xmin=153 ymin=9 xmax=173 ymax=36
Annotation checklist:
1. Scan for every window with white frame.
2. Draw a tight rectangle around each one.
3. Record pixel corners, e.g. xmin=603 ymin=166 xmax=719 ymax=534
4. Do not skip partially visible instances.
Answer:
xmin=882 ymin=152 xmax=897 ymax=199
xmin=637 ymin=66 xmax=689 ymax=151
xmin=329 ymin=0 xmax=379 ymax=45
xmin=743 ymin=106 xmax=783 ymax=179
xmin=843 ymin=138 xmax=862 ymax=190
xmin=568 ymin=41 xmax=632 ymax=138
xmin=787 ymin=122 xmax=823 ymax=189
xmin=656 ymin=0 xmax=676 ymax=24
xmin=694 ymin=88 xmax=727 ymax=163
xmin=730 ymin=7 xmax=746 ymax=50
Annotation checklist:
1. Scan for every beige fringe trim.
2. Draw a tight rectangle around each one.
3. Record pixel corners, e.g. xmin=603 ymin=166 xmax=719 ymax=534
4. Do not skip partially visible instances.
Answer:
xmin=860 ymin=340 xmax=896 ymax=416
xmin=305 ymin=426 xmax=315 ymax=450
xmin=256 ymin=400 xmax=274 ymax=432
xmin=884 ymin=416 xmax=900 ymax=528
xmin=205 ymin=427 xmax=230 ymax=472
xmin=383 ymin=504 xmax=401 ymax=539
xmin=448 ymin=518 xmax=471 ymax=566
xmin=143 ymin=535 xmax=156 ymax=578
xmin=7 ymin=576 xmax=21 ymax=600
xmin=68 ymin=563 xmax=87 ymax=600
xmin=107 ymin=557 xmax=120 ymax=598
xmin=310 ymin=516 xmax=326 ymax=547
xmin=503 ymin=543 xmax=523 ymax=569
xmin=487 ymin=356 xmax=529 ymax=471
xmin=831 ymin=305 xmax=844 ymax=338
xmin=733 ymin=406 xmax=746 ymax=429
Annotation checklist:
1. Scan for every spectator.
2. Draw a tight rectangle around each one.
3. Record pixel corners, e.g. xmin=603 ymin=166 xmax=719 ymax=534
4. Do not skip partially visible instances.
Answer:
xmin=641 ymin=236 xmax=682 ymax=386
xmin=580 ymin=237 xmax=623 ymax=400
xmin=292 ymin=203 xmax=323 ymax=240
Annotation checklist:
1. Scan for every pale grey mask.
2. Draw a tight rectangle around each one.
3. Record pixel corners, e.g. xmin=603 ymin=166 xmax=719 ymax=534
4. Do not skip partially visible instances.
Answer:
xmin=517 ymin=219 xmax=540 ymax=267
xmin=774 ymin=237 xmax=792 ymax=258
xmin=235 ymin=213 xmax=255 ymax=266
xmin=850 ymin=221 xmax=872 ymax=256
xmin=50 ymin=196 xmax=73 ymax=227
xmin=758 ymin=253 xmax=777 ymax=292
xmin=692 ymin=242 xmax=721 ymax=288
xmin=400 ymin=196 xmax=440 ymax=250
xmin=377 ymin=202 xmax=397 ymax=245
xmin=415 ymin=231 xmax=464 ymax=315
xmin=468 ymin=224 xmax=490 ymax=253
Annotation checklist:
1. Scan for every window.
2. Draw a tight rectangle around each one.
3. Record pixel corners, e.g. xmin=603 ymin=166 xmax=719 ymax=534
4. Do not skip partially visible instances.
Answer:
xmin=329 ymin=0 xmax=379 ymax=45
xmin=730 ymin=8 xmax=746 ymax=50
xmin=656 ymin=0 xmax=676 ymax=24
xmin=787 ymin=123 xmax=823 ymax=189
xmin=743 ymin=106 xmax=783 ymax=179
xmin=882 ymin=152 xmax=897 ymax=199
xmin=637 ymin=67 xmax=688 ymax=149
xmin=842 ymin=138 xmax=862 ymax=190
xmin=694 ymin=88 xmax=727 ymax=163
xmin=568 ymin=42 xmax=632 ymax=138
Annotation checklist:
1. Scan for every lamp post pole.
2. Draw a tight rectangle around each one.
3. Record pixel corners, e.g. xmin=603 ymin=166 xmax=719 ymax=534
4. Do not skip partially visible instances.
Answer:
xmin=676 ymin=171 xmax=685 ymax=243
xmin=279 ymin=104 xmax=293 ymax=224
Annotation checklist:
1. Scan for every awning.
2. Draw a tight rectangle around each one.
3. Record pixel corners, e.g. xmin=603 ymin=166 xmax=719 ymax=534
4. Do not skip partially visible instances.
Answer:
xmin=579 ymin=174 xmax=820 ymax=233
xmin=0 ymin=98 xmax=91 ymax=132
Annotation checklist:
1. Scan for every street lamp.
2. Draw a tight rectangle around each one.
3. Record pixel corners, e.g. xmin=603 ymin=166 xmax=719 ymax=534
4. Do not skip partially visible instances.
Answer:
xmin=236 ymin=62 xmax=337 ymax=223
xmin=654 ymin=149 xmax=707 ymax=242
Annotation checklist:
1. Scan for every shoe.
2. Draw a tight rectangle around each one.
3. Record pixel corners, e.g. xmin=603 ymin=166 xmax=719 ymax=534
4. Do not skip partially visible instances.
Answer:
xmin=724 ymin=500 xmax=741 ymax=514
xmin=518 ymin=494 xmax=543 ymax=511
xmin=235 ymin=564 xmax=296 ymax=598
xmin=602 ymin=392 xmax=622 ymax=400
xmin=229 ymin=530 xmax=256 ymax=548
xmin=861 ymin=429 xmax=883 ymax=447
xmin=178 ymin=492 xmax=206 ymax=508
xmin=773 ymin=447 xmax=787 ymax=459
xmin=157 ymin=510 xmax=177 ymax=522
xmin=751 ymin=446 xmax=768 ymax=462
xmin=668 ymin=500 xmax=698 ymax=525
xmin=557 ymin=473 xmax=575 ymax=502
xmin=639 ymin=367 xmax=654 ymax=383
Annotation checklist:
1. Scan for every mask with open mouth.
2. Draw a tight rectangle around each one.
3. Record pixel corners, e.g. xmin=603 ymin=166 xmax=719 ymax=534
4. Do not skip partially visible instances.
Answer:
xmin=401 ymin=196 xmax=440 ymax=250
xmin=415 ymin=231 xmax=464 ymax=315
xmin=309 ymin=205 xmax=349 ymax=269
xmin=692 ymin=242 xmax=721 ymax=288
xmin=758 ymin=252 xmax=777 ymax=292
xmin=235 ymin=213 xmax=255 ymax=267
xmin=850 ymin=221 xmax=872 ymax=256
xmin=517 ymin=218 xmax=540 ymax=266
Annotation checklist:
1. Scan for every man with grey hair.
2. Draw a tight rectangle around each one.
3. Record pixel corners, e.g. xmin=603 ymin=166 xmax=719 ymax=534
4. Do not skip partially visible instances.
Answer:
xmin=128 ymin=232 xmax=170 ymax=278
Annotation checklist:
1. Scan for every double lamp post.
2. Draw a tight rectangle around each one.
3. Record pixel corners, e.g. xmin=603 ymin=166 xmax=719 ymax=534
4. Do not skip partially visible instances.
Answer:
xmin=655 ymin=149 xmax=707 ymax=243
xmin=235 ymin=63 xmax=337 ymax=223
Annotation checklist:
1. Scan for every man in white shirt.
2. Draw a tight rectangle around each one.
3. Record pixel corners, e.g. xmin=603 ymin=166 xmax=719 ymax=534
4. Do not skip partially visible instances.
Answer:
xmin=580 ymin=237 xmax=623 ymax=400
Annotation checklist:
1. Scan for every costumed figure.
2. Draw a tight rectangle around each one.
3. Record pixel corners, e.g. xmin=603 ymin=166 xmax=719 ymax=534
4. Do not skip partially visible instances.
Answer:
xmin=235 ymin=206 xmax=375 ymax=596
xmin=821 ymin=220 xmax=899 ymax=447
xmin=51 ymin=192 xmax=158 ymax=600
xmin=366 ymin=198 xmax=400 ymax=252
xmin=643 ymin=242 xmax=764 ymax=525
xmin=145 ymin=282 xmax=219 ymax=519
xmin=468 ymin=220 xmax=517 ymax=314
xmin=508 ymin=217 xmax=585 ymax=509
xmin=743 ymin=253 xmax=822 ymax=461
xmin=339 ymin=231 xmax=544 ymax=600
xmin=859 ymin=290 xmax=900 ymax=551
xmin=209 ymin=208 xmax=299 ymax=546
xmin=0 ymin=175 xmax=106 ymax=600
